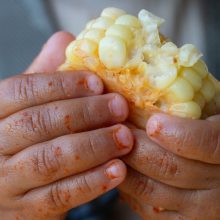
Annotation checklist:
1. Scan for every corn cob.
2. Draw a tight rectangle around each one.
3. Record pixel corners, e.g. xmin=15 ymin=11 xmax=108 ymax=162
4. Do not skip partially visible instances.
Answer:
xmin=60 ymin=7 xmax=220 ymax=129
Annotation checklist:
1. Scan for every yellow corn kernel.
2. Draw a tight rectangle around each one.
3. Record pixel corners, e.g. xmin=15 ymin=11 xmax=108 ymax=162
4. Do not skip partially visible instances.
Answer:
xmin=77 ymin=30 xmax=88 ymax=40
xmin=178 ymin=44 xmax=202 ymax=67
xmin=78 ymin=39 xmax=98 ymax=55
xmin=200 ymin=80 xmax=216 ymax=102
xmin=165 ymin=77 xmax=194 ymax=102
xmin=194 ymin=92 xmax=206 ymax=109
xmin=86 ymin=20 xmax=96 ymax=29
xmin=65 ymin=41 xmax=77 ymax=59
xmin=101 ymin=7 xmax=126 ymax=20
xmin=193 ymin=60 xmax=208 ymax=79
xmin=91 ymin=17 xmax=114 ymax=30
xmin=169 ymin=101 xmax=201 ymax=119
xmin=180 ymin=68 xmax=202 ymax=91
xmin=106 ymin=24 xmax=133 ymax=45
xmin=99 ymin=36 xmax=127 ymax=69
xmin=115 ymin=15 xmax=141 ymax=28
xmin=84 ymin=29 xmax=105 ymax=43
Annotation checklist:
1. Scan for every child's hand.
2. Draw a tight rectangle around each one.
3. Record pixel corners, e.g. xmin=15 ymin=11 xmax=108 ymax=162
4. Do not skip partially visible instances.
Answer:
xmin=119 ymin=114 xmax=220 ymax=220
xmin=0 ymin=32 xmax=134 ymax=220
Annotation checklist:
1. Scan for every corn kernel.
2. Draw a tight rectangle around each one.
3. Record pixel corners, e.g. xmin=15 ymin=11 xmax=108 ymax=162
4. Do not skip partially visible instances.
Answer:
xmin=194 ymin=92 xmax=206 ymax=109
xmin=92 ymin=17 xmax=114 ymax=30
xmin=115 ymin=15 xmax=141 ymax=28
xmin=86 ymin=20 xmax=96 ymax=29
xmin=161 ymin=42 xmax=178 ymax=56
xmin=77 ymin=30 xmax=88 ymax=40
xmin=149 ymin=66 xmax=177 ymax=90
xmin=200 ymin=80 xmax=216 ymax=102
xmin=181 ymin=68 xmax=202 ymax=91
xmin=65 ymin=41 xmax=77 ymax=59
xmin=106 ymin=24 xmax=133 ymax=45
xmin=99 ymin=36 xmax=127 ymax=69
xmin=169 ymin=101 xmax=201 ymax=119
xmin=84 ymin=29 xmax=105 ymax=43
xmin=166 ymin=77 xmax=194 ymax=102
xmin=101 ymin=7 xmax=126 ymax=20
xmin=79 ymin=39 xmax=98 ymax=55
xmin=193 ymin=60 xmax=208 ymax=79
xmin=178 ymin=44 xmax=202 ymax=67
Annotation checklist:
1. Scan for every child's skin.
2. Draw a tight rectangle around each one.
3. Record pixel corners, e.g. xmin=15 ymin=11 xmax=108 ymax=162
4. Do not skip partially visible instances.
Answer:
xmin=0 ymin=32 xmax=219 ymax=220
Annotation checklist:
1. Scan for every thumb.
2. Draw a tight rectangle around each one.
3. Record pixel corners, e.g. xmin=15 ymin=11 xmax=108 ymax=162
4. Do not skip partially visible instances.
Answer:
xmin=24 ymin=31 xmax=75 ymax=74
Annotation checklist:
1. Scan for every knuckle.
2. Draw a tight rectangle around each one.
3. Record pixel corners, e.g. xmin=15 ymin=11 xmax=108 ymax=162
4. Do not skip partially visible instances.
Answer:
xmin=22 ymin=107 xmax=54 ymax=135
xmin=74 ymin=175 xmax=93 ymax=195
xmin=86 ymin=134 xmax=98 ymax=161
xmin=80 ymin=102 xmax=93 ymax=126
xmin=158 ymin=152 xmax=178 ymax=179
xmin=34 ymin=144 xmax=61 ymax=177
xmin=131 ymin=175 xmax=155 ymax=199
xmin=49 ymin=181 xmax=71 ymax=209
xmin=54 ymin=73 xmax=70 ymax=97
xmin=13 ymin=75 xmax=37 ymax=103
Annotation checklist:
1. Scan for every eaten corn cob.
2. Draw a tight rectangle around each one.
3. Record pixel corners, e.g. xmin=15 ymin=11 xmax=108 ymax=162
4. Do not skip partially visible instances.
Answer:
xmin=60 ymin=7 xmax=220 ymax=129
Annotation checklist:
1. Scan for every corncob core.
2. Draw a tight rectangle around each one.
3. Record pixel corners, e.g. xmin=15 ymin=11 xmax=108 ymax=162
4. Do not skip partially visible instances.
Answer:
xmin=60 ymin=7 xmax=220 ymax=128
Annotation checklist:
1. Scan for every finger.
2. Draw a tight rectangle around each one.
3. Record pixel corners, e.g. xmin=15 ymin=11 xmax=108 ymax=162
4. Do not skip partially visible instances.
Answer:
xmin=0 ymin=71 xmax=103 ymax=119
xmin=0 ymin=93 xmax=128 ymax=154
xmin=147 ymin=114 xmax=220 ymax=164
xmin=123 ymin=129 xmax=220 ymax=189
xmin=119 ymin=168 xmax=193 ymax=212
xmin=6 ymin=125 xmax=133 ymax=193
xmin=20 ymin=159 xmax=126 ymax=215
xmin=24 ymin=31 xmax=75 ymax=74
xmin=207 ymin=114 xmax=220 ymax=124
xmin=121 ymin=193 xmax=187 ymax=220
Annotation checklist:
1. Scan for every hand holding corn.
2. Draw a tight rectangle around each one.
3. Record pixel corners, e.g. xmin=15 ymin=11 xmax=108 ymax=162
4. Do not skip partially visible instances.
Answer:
xmin=60 ymin=8 xmax=220 ymax=219
xmin=60 ymin=7 xmax=220 ymax=129
xmin=0 ymin=32 xmax=133 ymax=220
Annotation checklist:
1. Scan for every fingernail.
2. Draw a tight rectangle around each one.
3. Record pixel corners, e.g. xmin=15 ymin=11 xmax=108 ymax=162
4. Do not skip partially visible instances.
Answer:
xmin=87 ymin=75 xmax=103 ymax=94
xmin=109 ymin=95 xmax=128 ymax=118
xmin=147 ymin=118 xmax=162 ymax=137
xmin=105 ymin=162 xmax=122 ymax=179
xmin=113 ymin=126 xmax=133 ymax=150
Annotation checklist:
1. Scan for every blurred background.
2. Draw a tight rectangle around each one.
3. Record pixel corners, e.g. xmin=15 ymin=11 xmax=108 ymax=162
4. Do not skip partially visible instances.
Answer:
xmin=0 ymin=0 xmax=219 ymax=79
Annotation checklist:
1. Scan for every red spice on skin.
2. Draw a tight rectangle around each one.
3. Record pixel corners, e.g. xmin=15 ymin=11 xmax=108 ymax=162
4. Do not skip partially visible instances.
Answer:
xmin=15 ymin=217 xmax=20 ymax=220
xmin=48 ymin=81 xmax=53 ymax=87
xmin=158 ymin=153 xmax=178 ymax=175
xmin=63 ymin=191 xmax=71 ymax=202
xmin=148 ymin=121 xmax=163 ymax=137
xmin=106 ymin=171 xmax=117 ymax=179
xmin=153 ymin=207 xmax=165 ymax=213
xmin=132 ymin=204 xmax=138 ymax=212
xmin=54 ymin=146 xmax=62 ymax=157
xmin=77 ymin=78 xmax=88 ymax=90
xmin=74 ymin=155 xmax=80 ymax=160
xmin=102 ymin=185 xmax=108 ymax=192
xmin=64 ymin=115 xmax=74 ymax=132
